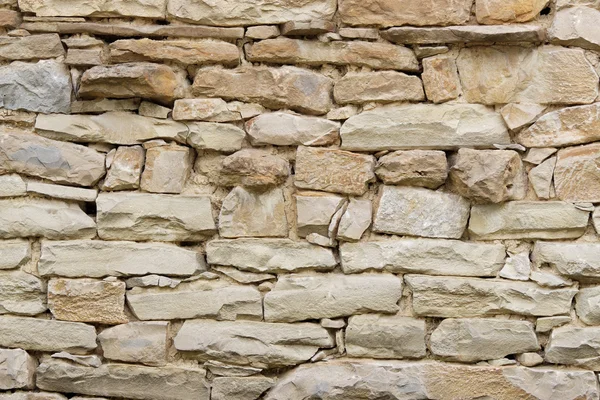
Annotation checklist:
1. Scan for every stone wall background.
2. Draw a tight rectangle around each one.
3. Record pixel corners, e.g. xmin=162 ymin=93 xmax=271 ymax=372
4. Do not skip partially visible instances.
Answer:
xmin=1 ymin=0 xmax=600 ymax=399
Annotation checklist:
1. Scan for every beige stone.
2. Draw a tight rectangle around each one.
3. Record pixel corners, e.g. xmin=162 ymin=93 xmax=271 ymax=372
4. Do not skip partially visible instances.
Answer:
xmin=341 ymin=239 xmax=505 ymax=276
xmin=173 ymin=99 xmax=238 ymax=122
xmin=376 ymin=150 xmax=447 ymax=189
xmin=212 ymin=266 xmax=274 ymax=284
xmin=0 ymin=392 xmax=69 ymax=400
xmin=0 ymin=131 xmax=105 ymax=187
xmin=422 ymin=56 xmax=461 ymax=103
xmin=138 ymin=102 xmax=170 ymax=119
xmin=549 ymin=7 xmax=600 ymax=51
xmin=295 ymin=146 xmax=375 ymax=195
xmin=536 ymin=316 xmax=571 ymax=332
xmin=185 ymin=122 xmax=245 ymax=152
xmin=102 ymin=146 xmax=144 ymax=191
xmin=430 ymin=318 xmax=539 ymax=362
xmin=193 ymin=66 xmax=332 ymax=115
xmin=219 ymin=187 xmax=287 ymax=238
xmin=532 ymin=241 xmax=600 ymax=281
xmin=0 ymin=316 xmax=96 ymax=354
xmin=48 ymin=278 xmax=127 ymax=325
xmin=212 ymin=376 xmax=275 ymax=400
xmin=524 ymin=147 xmax=557 ymax=165
xmin=499 ymin=252 xmax=531 ymax=281
xmin=264 ymin=273 xmax=402 ymax=322
xmin=280 ymin=20 xmax=334 ymax=36
xmin=449 ymin=149 xmax=527 ymax=204
xmin=0 ymin=198 xmax=95 ymax=240
xmin=501 ymin=103 xmax=546 ymax=131
xmin=97 ymin=193 xmax=216 ymax=241
xmin=0 ymin=348 xmax=35 ymax=390
xmin=140 ymin=143 xmax=192 ymax=194
xmin=338 ymin=27 xmax=379 ymax=40
xmin=37 ymin=359 xmax=209 ymax=400
xmin=382 ymin=25 xmax=546 ymax=45
xmin=246 ymin=25 xmax=280 ymax=40
xmin=0 ymin=270 xmax=46 ymax=316
xmin=373 ymin=186 xmax=470 ymax=239
xmin=516 ymin=352 xmax=544 ymax=367
xmin=0 ymin=240 xmax=30 ymax=270
xmin=336 ymin=199 xmax=372 ymax=241
xmin=340 ymin=104 xmax=510 ymax=151
xmin=26 ymin=182 xmax=97 ymax=202
xmin=553 ymin=144 xmax=600 ymax=202
xmin=50 ymin=352 xmax=101 ymax=368
xmin=98 ymin=322 xmax=167 ymax=366
xmin=545 ymin=326 xmax=600 ymax=369
xmin=529 ymin=156 xmax=556 ymax=200
xmin=206 ymin=239 xmax=336 ymax=273
xmin=0 ymin=10 xmax=21 ymax=29
xmin=245 ymin=112 xmax=339 ymax=146
xmin=406 ymin=275 xmax=577 ymax=317
xmin=71 ymin=98 xmax=141 ymax=114
xmin=246 ymin=38 xmax=417 ymax=71
xmin=175 ymin=320 xmax=334 ymax=368
xmin=0 ymin=109 xmax=36 ymax=128
xmin=19 ymin=0 xmax=167 ymax=18
xmin=576 ymin=287 xmax=600 ymax=325
xmin=296 ymin=194 xmax=344 ymax=237
xmin=0 ymin=174 xmax=26 ymax=198
xmin=469 ymin=201 xmax=589 ymax=240
xmin=476 ymin=0 xmax=549 ymax=24
xmin=333 ymin=71 xmax=424 ymax=104
xmin=125 ymin=275 xmax=182 ymax=289
xmin=219 ymin=149 xmax=289 ymax=188
xmin=0 ymin=34 xmax=64 ymax=60
xmin=65 ymin=48 xmax=108 ymax=66
xmin=203 ymin=360 xmax=261 ymax=377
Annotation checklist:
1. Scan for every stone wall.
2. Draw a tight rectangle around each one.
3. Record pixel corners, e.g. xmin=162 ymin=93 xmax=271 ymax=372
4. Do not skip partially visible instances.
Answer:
xmin=0 ymin=0 xmax=600 ymax=399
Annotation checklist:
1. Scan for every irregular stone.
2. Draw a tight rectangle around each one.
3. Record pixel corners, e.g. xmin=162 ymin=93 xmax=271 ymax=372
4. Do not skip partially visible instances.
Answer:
xmin=173 ymin=99 xmax=237 ymax=122
xmin=245 ymin=112 xmax=339 ymax=146
xmin=219 ymin=187 xmax=287 ymax=238
xmin=549 ymin=7 xmax=600 ymax=51
xmin=469 ymin=201 xmax=589 ymax=240
xmin=406 ymin=275 xmax=577 ymax=317
xmin=501 ymin=103 xmax=546 ymax=131
xmin=340 ymin=104 xmax=510 ymax=151
xmin=532 ymin=241 xmax=600 ymax=281
xmin=341 ymin=239 xmax=505 ymax=276
xmin=206 ymin=239 xmax=336 ymax=273
xmin=448 ymin=149 xmax=527 ymax=204
xmin=557 ymin=0 xmax=600 ymax=8
xmin=264 ymin=273 xmax=402 ymax=322
xmin=529 ymin=156 xmax=556 ymax=200
xmin=212 ymin=376 xmax=275 ymax=400
xmin=185 ymin=122 xmax=245 ymax=152
xmin=0 ymin=10 xmax=20 ymax=29
xmin=554 ymin=144 xmax=600 ymax=202
xmin=174 ymin=319 xmax=334 ymax=368
xmin=516 ymin=352 xmax=544 ymax=367
xmin=98 ymin=322 xmax=167 ymax=366
xmin=476 ymin=0 xmax=549 ymax=24
xmin=49 ymin=352 xmax=100 ymax=369
xmin=102 ymin=146 xmax=144 ymax=191
xmin=246 ymin=38 xmax=418 ymax=71
xmin=382 ymin=25 xmax=547 ymax=44
xmin=499 ymin=252 xmax=531 ymax=280
xmin=219 ymin=149 xmax=289 ymax=188
xmin=0 ymin=60 xmax=71 ymax=113
xmin=333 ymin=71 xmax=424 ymax=104
xmin=0 ymin=316 xmax=96 ymax=353
xmin=375 ymin=150 xmax=447 ymax=188
xmin=326 ymin=105 xmax=358 ymax=121
xmin=125 ymin=275 xmax=181 ymax=289
xmin=26 ymin=182 xmax=97 ymax=202
xmin=79 ymin=63 xmax=189 ymax=105
xmin=430 ymin=318 xmax=539 ymax=362
xmin=97 ymin=193 xmax=215 ymax=241
xmin=530 ymin=270 xmax=571 ymax=288
xmin=338 ymin=27 xmax=379 ymax=40
xmin=576 ymin=287 xmax=600 ymax=324
xmin=281 ymin=20 xmax=334 ymax=36
xmin=127 ymin=279 xmax=262 ymax=321
xmin=0 ymin=240 xmax=29 ymax=270
xmin=37 ymin=359 xmax=209 ymax=400
xmin=212 ymin=266 xmax=274 ymax=284
xmin=246 ymin=25 xmax=280 ymax=39
xmin=545 ymin=326 xmax=600 ymax=369
xmin=0 ymin=34 xmax=64 ymax=61
xmin=294 ymin=146 xmax=375 ymax=195
xmin=140 ymin=142 xmax=192 ymax=194
xmin=204 ymin=360 xmax=262 ymax=377
xmin=296 ymin=194 xmax=344 ymax=237
xmin=457 ymin=46 xmax=599 ymax=105
xmin=138 ymin=102 xmax=170 ymax=119
xmin=336 ymin=199 xmax=372 ymax=242
xmin=71 ymin=98 xmax=140 ymax=114
xmin=338 ymin=0 xmax=472 ymax=27
xmin=65 ymin=47 xmax=109 ymax=67
xmin=0 ymin=198 xmax=95 ymax=239
xmin=192 ymin=66 xmax=332 ymax=115
xmin=0 ymin=109 xmax=36 ymax=128
xmin=422 ymin=56 xmax=461 ymax=103
xmin=0 ymin=270 xmax=46 ymax=316
xmin=373 ymin=186 xmax=470 ymax=239
xmin=536 ymin=316 xmax=571 ymax=332
xmin=524 ymin=148 xmax=558 ymax=165
xmin=346 ymin=315 xmax=425 ymax=359
xmin=0 ymin=174 xmax=26 ymax=197
xmin=19 ymin=0 xmax=167 ymax=18
xmin=0 ymin=348 xmax=35 ymax=390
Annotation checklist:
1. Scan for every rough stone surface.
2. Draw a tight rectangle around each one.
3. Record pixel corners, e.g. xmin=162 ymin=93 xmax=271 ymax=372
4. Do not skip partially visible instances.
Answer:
xmin=185 ymin=122 xmax=245 ymax=153
xmin=26 ymin=182 xmax=98 ymax=202
xmin=19 ymin=0 xmax=167 ymax=18
xmin=172 ymin=98 xmax=237 ymax=122
xmin=102 ymin=146 xmax=144 ymax=191
xmin=98 ymin=322 xmax=168 ymax=367
xmin=576 ymin=287 xmax=600 ymax=325
xmin=501 ymin=103 xmax=546 ymax=131
xmin=211 ymin=376 xmax=275 ymax=400
xmin=0 ymin=270 xmax=46 ymax=316
xmin=219 ymin=149 xmax=289 ymax=188
xmin=549 ymin=7 xmax=600 ymax=51
xmin=529 ymin=156 xmax=556 ymax=200
xmin=422 ymin=56 xmax=461 ymax=103
xmin=375 ymin=150 xmax=448 ymax=188
xmin=382 ymin=25 xmax=547 ymax=45
xmin=0 ymin=240 xmax=30 ymax=270
xmin=140 ymin=142 xmax=192 ymax=194
xmin=532 ymin=241 xmax=600 ymax=281
xmin=476 ymin=0 xmax=550 ymax=24
xmin=0 ymin=174 xmax=26 ymax=198
xmin=245 ymin=112 xmax=339 ymax=146
xmin=554 ymin=143 xmax=600 ymax=202
xmin=296 ymin=194 xmax=344 ymax=237
xmin=0 ymin=34 xmax=64 ymax=61
xmin=545 ymin=326 xmax=600 ymax=369
xmin=336 ymin=199 xmax=372 ymax=241
xmin=0 ymin=348 xmax=36 ymax=390
xmin=334 ymin=71 xmax=424 ymax=104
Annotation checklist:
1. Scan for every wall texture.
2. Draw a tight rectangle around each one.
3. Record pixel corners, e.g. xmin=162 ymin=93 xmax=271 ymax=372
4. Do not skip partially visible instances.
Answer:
xmin=1 ymin=0 xmax=600 ymax=399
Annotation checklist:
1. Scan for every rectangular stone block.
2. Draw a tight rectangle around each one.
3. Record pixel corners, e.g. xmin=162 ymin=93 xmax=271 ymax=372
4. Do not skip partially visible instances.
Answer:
xmin=381 ymin=25 xmax=546 ymax=44
xmin=26 ymin=182 xmax=97 ymax=203
xmin=0 ymin=348 xmax=36 ymax=390
xmin=0 ymin=34 xmax=64 ymax=61
xmin=532 ymin=241 xmax=600 ymax=281
xmin=333 ymin=71 xmax=425 ymax=104
xmin=0 ymin=240 xmax=30 ymax=270
xmin=245 ymin=112 xmax=340 ymax=146
xmin=0 ymin=270 xmax=46 ymax=316
xmin=19 ymin=0 xmax=167 ymax=18
xmin=98 ymin=322 xmax=168 ymax=366
xmin=546 ymin=326 xmax=600 ymax=370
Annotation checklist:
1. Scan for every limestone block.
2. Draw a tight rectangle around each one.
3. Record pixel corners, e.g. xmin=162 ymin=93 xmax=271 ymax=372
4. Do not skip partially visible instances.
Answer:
xmin=375 ymin=150 xmax=448 ymax=188
xmin=19 ymin=0 xmax=167 ymax=18
xmin=211 ymin=376 xmax=275 ymax=400
xmin=218 ymin=149 xmax=289 ymax=188
xmin=102 ymin=146 xmax=144 ymax=191
xmin=26 ymin=182 xmax=98 ymax=202
xmin=185 ymin=122 xmax=245 ymax=152
xmin=422 ymin=56 xmax=461 ymax=103
xmin=245 ymin=112 xmax=339 ymax=146
xmin=336 ymin=199 xmax=372 ymax=241
xmin=0 ymin=34 xmax=64 ymax=61
xmin=0 ymin=240 xmax=30 ymax=270
xmin=554 ymin=143 xmax=600 ymax=202
xmin=576 ymin=287 xmax=600 ymax=325
xmin=0 ymin=174 xmax=26 ymax=198
xmin=334 ymin=71 xmax=424 ymax=104
xmin=476 ymin=0 xmax=549 ymax=24
xmin=549 ymin=7 xmax=600 ymax=51
xmin=501 ymin=103 xmax=546 ymax=131
xmin=296 ymin=193 xmax=344 ymax=237
xmin=545 ymin=326 xmax=600 ymax=369
xmin=382 ymin=25 xmax=546 ymax=45
xmin=529 ymin=156 xmax=556 ymax=200
xmin=140 ymin=142 xmax=192 ymax=194
xmin=532 ymin=241 xmax=600 ymax=281
xmin=98 ymin=322 xmax=168 ymax=366
xmin=0 ymin=348 xmax=35 ymax=390
xmin=0 ymin=270 xmax=46 ymax=316
xmin=172 ymin=99 xmax=239 ymax=122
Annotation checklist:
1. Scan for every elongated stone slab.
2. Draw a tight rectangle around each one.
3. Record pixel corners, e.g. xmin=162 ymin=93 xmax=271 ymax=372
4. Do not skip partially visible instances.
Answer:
xmin=0 ymin=34 xmax=64 ymax=61
xmin=0 ymin=270 xmax=46 ymax=316
xmin=0 ymin=240 xmax=30 ymax=270
xmin=532 ymin=241 xmax=600 ymax=281
xmin=382 ymin=25 xmax=546 ymax=44
xmin=340 ymin=239 xmax=505 ymax=276
xmin=333 ymin=71 xmax=424 ymax=104
xmin=545 ymin=326 xmax=600 ymax=369
xmin=245 ymin=112 xmax=340 ymax=146
xmin=26 ymin=182 xmax=97 ymax=202
xmin=19 ymin=0 xmax=167 ymax=18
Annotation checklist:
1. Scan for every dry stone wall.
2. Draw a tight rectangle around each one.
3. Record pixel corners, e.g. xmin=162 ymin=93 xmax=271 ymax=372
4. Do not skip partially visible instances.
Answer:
xmin=1 ymin=0 xmax=600 ymax=399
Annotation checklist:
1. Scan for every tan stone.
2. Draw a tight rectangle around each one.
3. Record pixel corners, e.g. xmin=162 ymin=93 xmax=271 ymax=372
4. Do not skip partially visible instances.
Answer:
xmin=0 ymin=270 xmax=46 ymax=316
xmin=140 ymin=142 xmax=192 ymax=194
xmin=26 ymin=182 xmax=97 ymax=202
xmin=0 ymin=174 xmax=26 ymax=198
xmin=545 ymin=326 xmax=600 ymax=369
xmin=212 ymin=266 xmax=274 ymax=284
xmin=98 ymin=322 xmax=168 ymax=366
xmin=65 ymin=48 xmax=108 ymax=66
xmin=0 ymin=34 xmax=64 ymax=60
xmin=204 ymin=360 xmax=262 ymax=377
xmin=50 ymin=352 xmax=101 ymax=368
xmin=529 ymin=157 xmax=556 ymax=200
xmin=376 ymin=150 xmax=447 ymax=188
xmin=532 ymin=241 xmax=600 ymax=281
xmin=553 ymin=144 xmax=600 ymax=202
xmin=192 ymin=66 xmax=333 ymax=115
xmin=576 ymin=287 xmax=600 ymax=325
xmin=246 ymin=25 xmax=280 ymax=40
xmin=422 ymin=56 xmax=461 ymax=103
xmin=536 ymin=316 xmax=571 ymax=332
xmin=19 ymin=0 xmax=167 ymax=18
xmin=0 ymin=10 xmax=21 ymax=29
xmin=212 ymin=376 xmax=275 ymax=400
xmin=246 ymin=38 xmax=418 ymax=71
xmin=0 ymin=240 xmax=30 ymax=270
xmin=173 ymin=99 xmax=238 ymax=122
xmin=501 ymin=103 xmax=546 ymax=131
xmin=281 ymin=20 xmax=334 ymax=36
xmin=102 ymin=146 xmax=144 ymax=191
xmin=339 ymin=27 xmax=379 ymax=40
xmin=476 ymin=0 xmax=549 ymax=24
xmin=185 ymin=122 xmax=245 ymax=152
xmin=294 ymin=146 xmax=375 ymax=195
xmin=138 ymin=101 xmax=170 ymax=119
xmin=523 ymin=147 xmax=557 ymax=165
xmin=333 ymin=71 xmax=424 ymax=104
xmin=219 ymin=149 xmax=289 ymax=188
xmin=296 ymin=194 xmax=344 ymax=237
xmin=71 ymin=98 xmax=141 ymax=114
xmin=449 ymin=149 xmax=527 ymax=204
xmin=246 ymin=112 xmax=339 ymax=146
xmin=0 ymin=348 xmax=36 ymax=390
xmin=549 ymin=7 xmax=600 ymax=51
xmin=337 ymin=199 xmax=372 ymax=241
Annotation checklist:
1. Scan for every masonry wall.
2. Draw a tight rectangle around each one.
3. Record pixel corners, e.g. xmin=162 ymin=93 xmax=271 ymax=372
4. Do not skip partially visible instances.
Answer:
xmin=1 ymin=0 xmax=600 ymax=399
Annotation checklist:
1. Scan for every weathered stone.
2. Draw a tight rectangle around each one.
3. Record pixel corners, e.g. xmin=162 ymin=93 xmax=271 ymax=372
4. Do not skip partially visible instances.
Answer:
xmin=0 ymin=348 xmax=35 ymax=390
xmin=0 ymin=10 xmax=21 ymax=29
xmin=281 ymin=20 xmax=334 ymax=36
xmin=0 ymin=34 xmax=63 ymax=61
xmin=219 ymin=149 xmax=289 ymax=188
xmin=406 ymin=275 xmax=577 ymax=317
xmin=127 ymin=279 xmax=262 ymax=321
xmin=382 ymin=25 xmax=547 ymax=45
xmin=206 ymin=239 xmax=336 ymax=273
xmin=457 ymin=46 xmax=598 ymax=105
xmin=346 ymin=315 xmax=425 ymax=359
xmin=125 ymin=275 xmax=182 ymax=289
xmin=499 ymin=252 xmax=531 ymax=281
xmin=138 ymin=102 xmax=170 ymax=119
xmin=430 ymin=318 xmax=539 ymax=362
xmin=26 ymin=182 xmax=95 ymax=203
xmin=265 ymin=359 xmax=600 ymax=400
xmin=19 ymin=0 xmax=167 ymax=18
xmin=79 ymin=63 xmax=189 ymax=105
xmin=501 ymin=103 xmax=546 ymax=131
xmin=0 ymin=109 xmax=36 ymax=128
xmin=576 ymin=286 xmax=600 ymax=325
xmin=97 ymin=193 xmax=216 ymax=241
xmin=326 ymin=105 xmax=358 ymax=121
xmin=204 ymin=360 xmax=262 ymax=377
xmin=0 ymin=240 xmax=29 ymax=270
xmin=524 ymin=148 xmax=557 ymax=166
xmin=469 ymin=201 xmax=589 ymax=240
xmin=553 ymin=144 xmax=600 ymax=202
xmin=516 ymin=353 xmax=544 ymax=367
xmin=185 ymin=122 xmax=245 ymax=153
xmin=518 ymin=104 xmax=600 ymax=148
xmin=373 ymin=186 xmax=470 ymax=239
xmin=174 ymin=319 xmax=334 ymax=368
xmin=0 ymin=174 xmax=26 ymax=198
xmin=98 ymin=322 xmax=167 ymax=366
xmin=0 ymin=60 xmax=71 ymax=113
xmin=338 ymin=0 xmax=472 ymax=27
xmin=376 ymin=150 xmax=447 ymax=189
xmin=536 ymin=316 xmax=571 ymax=332
xmin=71 ymin=98 xmax=141 ymax=114
xmin=212 ymin=266 xmax=274 ymax=284
xmin=102 ymin=146 xmax=144 ymax=191
xmin=212 ymin=376 xmax=275 ymax=400
xmin=532 ymin=241 xmax=600 ymax=281
xmin=0 ymin=270 xmax=46 ymax=316
xmin=529 ymin=156 xmax=556 ymax=200
xmin=173 ymin=99 xmax=237 ymax=122
xmin=545 ymin=326 xmax=600 ymax=369
xmin=295 ymin=146 xmax=375 ymax=195
xmin=247 ymin=38 xmax=418 ymax=71
xmin=340 ymin=104 xmax=510 ymax=151
xmin=65 ymin=47 xmax=109 ymax=67
xmin=338 ymin=27 xmax=378 ymax=40
xmin=530 ymin=270 xmax=571 ymax=288
xmin=0 ymin=198 xmax=95 ymax=240
xmin=246 ymin=25 xmax=280 ymax=39
xmin=550 ymin=7 xmax=600 ymax=51
xmin=476 ymin=0 xmax=549 ymax=24
xmin=0 ymin=316 xmax=96 ymax=354
xmin=0 ymin=392 xmax=67 ymax=400
xmin=193 ymin=66 xmax=332 ymax=115
xmin=245 ymin=112 xmax=339 ymax=146
xmin=219 ymin=187 xmax=287 ymax=238
xmin=422 ymin=56 xmax=461 ymax=103
xmin=296 ymin=194 xmax=344 ymax=237
xmin=448 ymin=149 xmax=527 ymax=204
xmin=37 ymin=359 xmax=209 ymax=400
xmin=336 ymin=199 xmax=372 ymax=241
xmin=341 ymin=239 xmax=505 ymax=276
xmin=334 ymin=71 xmax=424 ymax=104
xmin=264 ymin=273 xmax=402 ymax=322
xmin=48 ymin=278 xmax=127 ymax=325
xmin=140 ymin=143 xmax=192 ymax=194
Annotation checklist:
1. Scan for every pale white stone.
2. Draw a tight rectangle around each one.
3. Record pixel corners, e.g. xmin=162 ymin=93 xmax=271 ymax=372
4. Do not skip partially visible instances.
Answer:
xmin=51 ymin=352 xmax=101 ymax=368
xmin=0 ymin=240 xmax=30 ymax=270
xmin=529 ymin=156 xmax=556 ymax=200
xmin=523 ymin=148 xmax=557 ymax=165
xmin=0 ymin=174 xmax=26 ymax=197
xmin=500 ymin=103 xmax=546 ymax=131
xmin=0 ymin=270 xmax=46 ymax=315
xmin=336 ymin=199 xmax=372 ymax=242
xmin=530 ymin=270 xmax=572 ymax=288
xmin=536 ymin=316 xmax=571 ymax=332
xmin=296 ymin=194 xmax=344 ymax=238
xmin=576 ymin=286 xmax=600 ymax=325
xmin=26 ymin=181 xmax=97 ymax=202
xmin=0 ymin=348 xmax=35 ymax=390
xmin=499 ymin=252 xmax=531 ymax=281
xmin=98 ymin=322 xmax=168 ymax=366
xmin=140 ymin=142 xmax=193 ymax=194
xmin=550 ymin=7 xmax=600 ymax=51
xmin=246 ymin=112 xmax=339 ymax=146
xmin=532 ymin=241 xmax=600 ymax=280
xmin=212 ymin=266 xmax=274 ymax=284
xmin=545 ymin=326 xmax=600 ymax=369
xmin=516 ymin=352 xmax=544 ymax=367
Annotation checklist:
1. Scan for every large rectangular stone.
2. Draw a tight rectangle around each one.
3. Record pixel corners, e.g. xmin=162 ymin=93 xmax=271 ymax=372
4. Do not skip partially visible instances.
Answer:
xmin=19 ymin=0 xmax=167 ymax=18
xmin=340 ymin=239 xmax=505 ymax=276
xmin=405 ymin=275 xmax=577 ymax=317
xmin=532 ymin=241 xmax=600 ymax=281
xmin=333 ymin=71 xmax=425 ymax=104
xmin=382 ymin=25 xmax=546 ymax=44
xmin=0 ymin=348 xmax=35 ymax=390
xmin=0 ymin=34 xmax=64 ymax=61
xmin=0 ymin=270 xmax=46 ymax=316
xmin=546 ymin=326 xmax=600 ymax=370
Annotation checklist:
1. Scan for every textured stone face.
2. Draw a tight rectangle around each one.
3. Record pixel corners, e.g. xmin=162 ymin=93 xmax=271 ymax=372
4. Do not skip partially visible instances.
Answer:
xmin=375 ymin=150 xmax=448 ymax=188
xmin=98 ymin=322 xmax=168 ymax=367
xmin=0 ymin=34 xmax=64 ymax=61
xmin=529 ymin=156 xmax=556 ymax=200
xmin=0 ymin=240 xmax=30 ymax=270
xmin=102 ymin=146 xmax=144 ymax=191
xmin=554 ymin=143 xmax=600 ymax=202
xmin=219 ymin=149 xmax=289 ymax=188
xmin=336 ymin=199 xmax=372 ymax=241
xmin=476 ymin=0 xmax=549 ymax=24
xmin=185 ymin=122 xmax=245 ymax=152
xmin=0 ymin=348 xmax=36 ymax=390
xmin=422 ymin=56 xmax=461 ymax=103
xmin=212 ymin=376 xmax=275 ymax=400
xmin=19 ymin=0 xmax=167 ymax=18
xmin=245 ymin=112 xmax=339 ymax=146
xmin=0 ymin=174 xmax=26 ymax=198
xmin=296 ymin=194 xmax=344 ymax=237
xmin=140 ymin=143 xmax=192 ymax=194
xmin=550 ymin=7 xmax=600 ymax=51
xmin=532 ymin=241 xmax=600 ymax=281
xmin=0 ymin=270 xmax=46 ymax=316
xmin=576 ymin=287 xmax=600 ymax=325
xmin=545 ymin=326 xmax=600 ymax=369
xmin=382 ymin=25 xmax=546 ymax=44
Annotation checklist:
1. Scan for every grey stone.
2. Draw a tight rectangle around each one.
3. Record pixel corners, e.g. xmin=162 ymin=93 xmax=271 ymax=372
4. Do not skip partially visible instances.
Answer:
xmin=26 ymin=181 xmax=97 ymax=202
xmin=336 ymin=199 xmax=372 ymax=242
xmin=545 ymin=326 xmax=600 ymax=369
xmin=296 ymin=194 xmax=344 ymax=237
xmin=212 ymin=376 xmax=275 ymax=400
xmin=382 ymin=25 xmax=546 ymax=44
xmin=576 ymin=286 xmax=600 ymax=325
